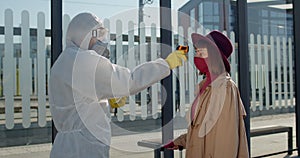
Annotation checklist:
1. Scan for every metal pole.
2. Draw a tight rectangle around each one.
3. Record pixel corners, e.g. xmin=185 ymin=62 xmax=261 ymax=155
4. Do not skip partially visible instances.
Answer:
xmin=237 ymin=0 xmax=251 ymax=156
xmin=139 ymin=0 xmax=144 ymax=26
xmin=160 ymin=0 xmax=174 ymax=157
xmin=138 ymin=0 xmax=143 ymax=39
xmin=293 ymin=0 xmax=300 ymax=155
xmin=51 ymin=0 xmax=62 ymax=143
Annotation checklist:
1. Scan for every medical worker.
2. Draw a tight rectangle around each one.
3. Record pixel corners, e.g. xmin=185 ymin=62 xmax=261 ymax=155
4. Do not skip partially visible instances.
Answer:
xmin=49 ymin=12 xmax=187 ymax=158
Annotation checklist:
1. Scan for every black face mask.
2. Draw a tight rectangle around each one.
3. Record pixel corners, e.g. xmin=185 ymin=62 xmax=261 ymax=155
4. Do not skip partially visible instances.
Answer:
xmin=90 ymin=40 xmax=110 ymax=59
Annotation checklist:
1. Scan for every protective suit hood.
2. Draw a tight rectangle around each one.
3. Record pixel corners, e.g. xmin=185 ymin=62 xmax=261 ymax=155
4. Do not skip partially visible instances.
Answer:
xmin=66 ymin=12 xmax=104 ymax=50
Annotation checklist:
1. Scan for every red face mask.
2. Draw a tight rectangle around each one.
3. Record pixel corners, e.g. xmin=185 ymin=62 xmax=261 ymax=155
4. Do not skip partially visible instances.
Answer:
xmin=194 ymin=57 xmax=209 ymax=74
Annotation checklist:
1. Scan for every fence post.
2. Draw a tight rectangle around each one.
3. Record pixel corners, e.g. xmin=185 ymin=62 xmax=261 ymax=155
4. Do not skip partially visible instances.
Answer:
xmin=4 ymin=9 xmax=15 ymax=129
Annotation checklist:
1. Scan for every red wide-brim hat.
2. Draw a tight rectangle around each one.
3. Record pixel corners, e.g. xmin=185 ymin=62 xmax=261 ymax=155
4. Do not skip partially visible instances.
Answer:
xmin=191 ymin=30 xmax=233 ymax=73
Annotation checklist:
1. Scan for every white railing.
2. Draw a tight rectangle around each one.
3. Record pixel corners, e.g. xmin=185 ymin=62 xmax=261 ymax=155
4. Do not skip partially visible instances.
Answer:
xmin=0 ymin=9 xmax=51 ymax=129
xmin=249 ymin=34 xmax=295 ymax=111
xmin=0 ymin=9 xmax=296 ymax=129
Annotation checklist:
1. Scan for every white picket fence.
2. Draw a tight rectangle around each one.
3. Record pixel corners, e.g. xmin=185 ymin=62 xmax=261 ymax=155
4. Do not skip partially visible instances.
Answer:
xmin=0 ymin=9 xmax=296 ymax=129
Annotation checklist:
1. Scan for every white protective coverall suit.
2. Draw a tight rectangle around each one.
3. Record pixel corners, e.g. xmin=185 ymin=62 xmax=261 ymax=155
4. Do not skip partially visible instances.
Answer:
xmin=49 ymin=12 xmax=171 ymax=158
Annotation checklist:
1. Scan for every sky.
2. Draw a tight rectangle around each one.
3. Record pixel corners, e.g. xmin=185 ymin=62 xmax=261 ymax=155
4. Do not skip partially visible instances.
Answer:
xmin=0 ymin=0 xmax=189 ymax=32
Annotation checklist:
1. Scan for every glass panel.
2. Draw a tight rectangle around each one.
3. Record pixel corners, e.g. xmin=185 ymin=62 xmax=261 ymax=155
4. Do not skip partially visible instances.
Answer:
xmin=190 ymin=8 xmax=196 ymax=29
xmin=1 ymin=0 xmax=296 ymax=157
xmin=62 ymin=0 xmax=192 ymax=156
xmin=0 ymin=0 xmax=52 ymax=152
xmin=247 ymin=0 xmax=296 ymax=157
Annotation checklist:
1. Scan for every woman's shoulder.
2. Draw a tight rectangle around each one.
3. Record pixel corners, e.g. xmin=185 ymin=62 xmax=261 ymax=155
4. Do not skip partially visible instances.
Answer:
xmin=198 ymin=78 xmax=207 ymax=87
xmin=225 ymin=75 xmax=238 ymax=88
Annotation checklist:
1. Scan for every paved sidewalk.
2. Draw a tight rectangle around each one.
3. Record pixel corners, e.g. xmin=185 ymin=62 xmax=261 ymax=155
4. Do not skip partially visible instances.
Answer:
xmin=0 ymin=113 xmax=299 ymax=158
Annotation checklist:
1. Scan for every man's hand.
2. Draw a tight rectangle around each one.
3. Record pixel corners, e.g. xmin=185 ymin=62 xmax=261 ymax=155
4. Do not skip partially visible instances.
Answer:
xmin=108 ymin=97 xmax=127 ymax=108
xmin=165 ymin=50 xmax=187 ymax=69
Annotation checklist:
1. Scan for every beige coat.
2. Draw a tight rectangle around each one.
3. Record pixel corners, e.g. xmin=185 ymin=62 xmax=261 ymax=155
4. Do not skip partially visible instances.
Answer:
xmin=174 ymin=74 xmax=249 ymax=158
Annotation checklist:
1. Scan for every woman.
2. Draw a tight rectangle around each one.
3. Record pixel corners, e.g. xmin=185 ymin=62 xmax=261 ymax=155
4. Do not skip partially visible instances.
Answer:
xmin=164 ymin=31 xmax=249 ymax=158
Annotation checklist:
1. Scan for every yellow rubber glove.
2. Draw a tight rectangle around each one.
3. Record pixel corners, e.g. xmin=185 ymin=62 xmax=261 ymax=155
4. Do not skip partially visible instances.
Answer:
xmin=165 ymin=50 xmax=187 ymax=69
xmin=108 ymin=97 xmax=127 ymax=108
